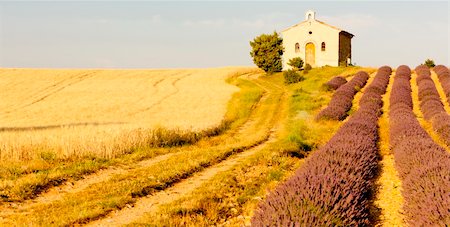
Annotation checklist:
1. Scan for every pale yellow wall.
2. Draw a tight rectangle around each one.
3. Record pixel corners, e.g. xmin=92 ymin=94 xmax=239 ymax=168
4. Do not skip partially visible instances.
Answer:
xmin=282 ymin=19 xmax=341 ymax=69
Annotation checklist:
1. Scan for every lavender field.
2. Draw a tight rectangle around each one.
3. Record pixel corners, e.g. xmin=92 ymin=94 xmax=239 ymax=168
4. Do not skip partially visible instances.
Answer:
xmin=252 ymin=65 xmax=450 ymax=226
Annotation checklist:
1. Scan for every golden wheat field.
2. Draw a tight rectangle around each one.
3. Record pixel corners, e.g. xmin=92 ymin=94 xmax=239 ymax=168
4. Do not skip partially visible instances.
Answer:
xmin=0 ymin=67 xmax=244 ymax=160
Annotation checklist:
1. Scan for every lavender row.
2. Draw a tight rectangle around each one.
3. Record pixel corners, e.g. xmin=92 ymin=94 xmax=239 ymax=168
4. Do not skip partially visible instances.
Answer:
xmin=316 ymin=71 xmax=369 ymax=121
xmin=251 ymin=66 xmax=391 ymax=226
xmin=324 ymin=76 xmax=347 ymax=91
xmin=389 ymin=65 xmax=450 ymax=226
xmin=434 ymin=65 xmax=450 ymax=104
xmin=416 ymin=65 xmax=445 ymax=119
xmin=415 ymin=65 xmax=450 ymax=146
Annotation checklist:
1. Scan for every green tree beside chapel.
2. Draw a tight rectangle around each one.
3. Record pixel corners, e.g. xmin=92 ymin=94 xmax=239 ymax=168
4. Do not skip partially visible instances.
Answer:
xmin=250 ymin=32 xmax=284 ymax=73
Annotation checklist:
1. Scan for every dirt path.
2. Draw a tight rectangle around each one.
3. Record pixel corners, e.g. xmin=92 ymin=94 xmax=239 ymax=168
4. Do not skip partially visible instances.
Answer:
xmin=0 ymin=72 xmax=273 ymax=218
xmin=88 ymin=131 xmax=278 ymax=226
xmin=87 ymin=75 xmax=286 ymax=226
xmin=0 ymin=152 xmax=179 ymax=215
xmin=372 ymin=71 xmax=405 ymax=226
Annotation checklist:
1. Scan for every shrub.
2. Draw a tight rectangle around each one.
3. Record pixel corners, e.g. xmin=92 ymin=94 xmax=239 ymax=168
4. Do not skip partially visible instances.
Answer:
xmin=304 ymin=63 xmax=312 ymax=74
xmin=287 ymin=57 xmax=304 ymax=71
xmin=324 ymin=76 xmax=347 ymax=91
xmin=424 ymin=59 xmax=436 ymax=68
xmin=252 ymin=66 xmax=391 ymax=226
xmin=249 ymin=32 xmax=284 ymax=73
xmin=389 ymin=65 xmax=450 ymax=226
xmin=283 ymin=69 xmax=304 ymax=84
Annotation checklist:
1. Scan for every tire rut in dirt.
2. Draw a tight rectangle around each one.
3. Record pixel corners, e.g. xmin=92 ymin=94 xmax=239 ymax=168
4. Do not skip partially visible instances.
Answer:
xmin=0 ymin=71 xmax=98 ymax=116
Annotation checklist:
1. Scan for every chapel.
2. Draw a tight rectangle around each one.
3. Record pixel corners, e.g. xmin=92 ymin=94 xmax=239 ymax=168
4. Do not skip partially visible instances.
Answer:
xmin=282 ymin=10 xmax=353 ymax=69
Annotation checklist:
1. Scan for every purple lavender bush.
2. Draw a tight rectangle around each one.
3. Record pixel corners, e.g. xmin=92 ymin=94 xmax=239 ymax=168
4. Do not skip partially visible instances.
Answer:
xmin=434 ymin=65 xmax=450 ymax=102
xmin=324 ymin=76 xmax=347 ymax=91
xmin=316 ymin=71 xmax=369 ymax=121
xmin=415 ymin=65 xmax=450 ymax=146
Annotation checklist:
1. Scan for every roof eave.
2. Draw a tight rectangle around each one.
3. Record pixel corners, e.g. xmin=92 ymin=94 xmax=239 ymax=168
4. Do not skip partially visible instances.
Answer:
xmin=282 ymin=19 xmax=353 ymax=38
xmin=281 ymin=21 xmax=307 ymax=33
xmin=340 ymin=31 xmax=355 ymax=38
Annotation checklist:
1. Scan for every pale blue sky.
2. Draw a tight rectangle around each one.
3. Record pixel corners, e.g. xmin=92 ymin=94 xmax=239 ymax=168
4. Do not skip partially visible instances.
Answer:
xmin=0 ymin=1 xmax=448 ymax=68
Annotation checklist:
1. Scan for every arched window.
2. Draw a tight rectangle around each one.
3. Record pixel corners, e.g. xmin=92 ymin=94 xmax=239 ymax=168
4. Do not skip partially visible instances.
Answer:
xmin=321 ymin=42 xmax=326 ymax=51
xmin=295 ymin=43 xmax=300 ymax=53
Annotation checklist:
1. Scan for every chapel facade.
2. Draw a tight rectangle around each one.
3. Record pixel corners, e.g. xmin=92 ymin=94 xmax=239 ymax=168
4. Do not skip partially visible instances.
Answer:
xmin=282 ymin=11 xmax=353 ymax=69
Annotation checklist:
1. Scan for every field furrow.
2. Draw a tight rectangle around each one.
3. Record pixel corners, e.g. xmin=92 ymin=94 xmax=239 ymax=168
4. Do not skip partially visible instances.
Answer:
xmin=373 ymin=70 xmax=405 ymax=226
xmin=431 ymin=71 xmax=450 ymax=114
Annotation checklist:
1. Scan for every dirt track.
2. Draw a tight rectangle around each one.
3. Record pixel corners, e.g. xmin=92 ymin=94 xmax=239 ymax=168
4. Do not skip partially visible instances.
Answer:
xmin=87 ymin=74 xmax=287 ymax=226
xmin=0 ymin=71 xmax=289 ymax=226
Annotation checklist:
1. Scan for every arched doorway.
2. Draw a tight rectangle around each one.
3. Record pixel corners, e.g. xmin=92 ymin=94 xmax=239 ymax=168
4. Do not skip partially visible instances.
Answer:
xmin=305 ymin=42 xmax=315 ymax=67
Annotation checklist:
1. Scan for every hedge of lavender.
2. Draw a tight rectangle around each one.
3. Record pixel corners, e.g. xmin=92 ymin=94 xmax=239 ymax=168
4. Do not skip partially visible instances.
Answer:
xmin=316 ymin=71 xmax=369 ymax=121
xmin=434 ymin=65 xmax=450 ymax=103
xmin=415 ymin=65 xmax=450 ymax=146
xmin=324 ymin=76 xmax=347 ymax=91
xmin=251 ymin=66 xmax=391 ymax=226
xmin=389 ymin=65 xmax=450 ymax=226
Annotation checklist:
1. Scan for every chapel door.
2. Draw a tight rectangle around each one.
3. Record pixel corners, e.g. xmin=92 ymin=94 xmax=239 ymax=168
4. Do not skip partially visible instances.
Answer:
xmin=305 ymin=42 xmax=315 ymax=67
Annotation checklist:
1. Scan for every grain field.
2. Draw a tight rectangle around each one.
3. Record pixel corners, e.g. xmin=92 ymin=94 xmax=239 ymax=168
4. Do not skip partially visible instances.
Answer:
xmin=0 ymin=67 xmax=243 ymax=160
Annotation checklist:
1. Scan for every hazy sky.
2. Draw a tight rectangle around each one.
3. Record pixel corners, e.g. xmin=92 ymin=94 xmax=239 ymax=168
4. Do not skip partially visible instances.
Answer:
xmin=0 ymin=1 xmax=448 ymax=68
